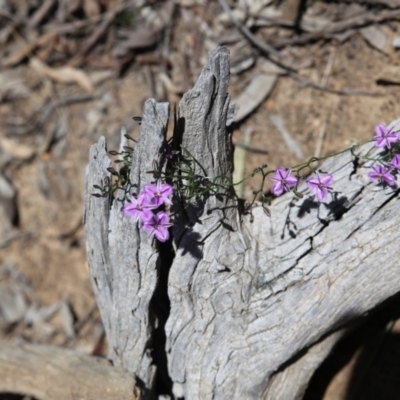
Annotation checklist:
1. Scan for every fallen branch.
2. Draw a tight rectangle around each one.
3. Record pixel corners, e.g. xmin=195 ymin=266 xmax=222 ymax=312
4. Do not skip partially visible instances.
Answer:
xmin=0 ymin=342 xmax=139 ymax=400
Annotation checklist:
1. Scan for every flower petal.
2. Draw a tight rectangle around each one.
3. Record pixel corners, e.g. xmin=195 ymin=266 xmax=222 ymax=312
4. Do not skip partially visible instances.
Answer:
xmin=375 ymin=123 xmax=388 ymax=136
xmin=155 ymin=227 xmax=169 ymax=242
xmin=320 ymin=174 xmax=333 ymax=186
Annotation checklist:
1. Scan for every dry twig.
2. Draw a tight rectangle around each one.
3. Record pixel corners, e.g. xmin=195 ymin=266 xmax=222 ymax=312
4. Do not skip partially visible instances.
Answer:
xmin=70 ymin=4 xmax=121 ymax=66
xmin=217 ymin=0 xmax=282 ymax=59
xmin=218 ymin=0 xmax=385 ymax=97
xmin=273 ymin=8 xmax=400 ymax=49
xmin=28 ymin=0 xmax=56 ymax=29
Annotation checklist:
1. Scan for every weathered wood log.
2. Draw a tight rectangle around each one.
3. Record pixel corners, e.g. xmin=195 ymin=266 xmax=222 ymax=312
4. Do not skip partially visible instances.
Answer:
xmin=0 ymin=342 xmax=139 ymax=400
xmin=84 ymin=99 xmax=169 ymax=392
xmin=84 ymin=46 xmax=400 ymax=399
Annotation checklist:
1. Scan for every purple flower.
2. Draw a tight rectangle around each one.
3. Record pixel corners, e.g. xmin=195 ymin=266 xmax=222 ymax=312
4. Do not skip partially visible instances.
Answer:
xmin=270 ymin=168 xmax=298 ymax=196
xmin=144 ymin=180 xmax=173 ymax=207
xmin=368 ymin=165 xmax=396 ymax=186
xmin=142 ymin=211 xmax=173 ymax=242
xmin=123 ymin=192 xmax=155 ymax=223
xmin=389 ymin=154 xmax=400 ymax=171
xmin=306 ymin=172 xmax=334 ymax=202
xmin=373 ymin=124 xmax=398 ymax=149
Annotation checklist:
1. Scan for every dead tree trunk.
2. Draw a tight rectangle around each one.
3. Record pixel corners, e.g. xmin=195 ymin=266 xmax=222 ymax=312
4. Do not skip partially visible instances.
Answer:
xmin=84 ymin=47 xmax=400 ymax=399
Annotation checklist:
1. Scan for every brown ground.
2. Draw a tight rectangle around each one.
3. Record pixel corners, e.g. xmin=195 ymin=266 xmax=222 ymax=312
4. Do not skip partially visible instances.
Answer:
xmin=1 ymin=0 xmax=400 ymax=398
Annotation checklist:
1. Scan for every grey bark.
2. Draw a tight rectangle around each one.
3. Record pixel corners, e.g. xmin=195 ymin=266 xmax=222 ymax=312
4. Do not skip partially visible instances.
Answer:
xmin=84 ymin=99 xmax=169 ymax=391
xmin=84 ymin=46 xmax=400 ymax=399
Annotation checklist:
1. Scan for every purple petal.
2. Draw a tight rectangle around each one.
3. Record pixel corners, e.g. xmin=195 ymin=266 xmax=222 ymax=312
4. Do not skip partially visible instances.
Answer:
xmin=123 ymin=201 xmax=138 ymax=214
xmin=137 ymin=191 xmax=156 ymax=208
xmin=306 ymin=178 xmax=319 ymax=189
xmin=123 ymin=197 xmax=139 ymax=214
xmin=124 ymin=206 xmax=153 ymax=223
xmin=373 ymin=124 xmax=398 ymax=149
xmin=270 ymin=168 xmax=297 ymax=196
xmin=142 ymin=215 xmax=156 ymax=230
xmin=316 ymin=187 xmax=328 ymax=201
xmin=144 ymin=226 xmax=156 ymax=238
xmin=368 ymin=172 xmax=379 ymax=180
xmin=374 ymin=137 xmax=386 ymax=148
xmin=157 ymin=211 xmax=170 ymax=225
xmin=375 ymin=123 xmax=388 ymax=137
xmin=140 ymin=208 xmax=153 ymax=221
xmin=159 ymin=182 xmax=173 ymax=196
xmin=306 ymin=173 xmax=333 ymax=202
xmin=143 ymin=181 xmax=173 ymax=207
xmin=368 ymin=165 xmax=396 ymax=186
xmin=320 ymin=174 xmax=334 ymax=186
xmin=271 ymin=182 xmax=284 ymax=196
xmin=285 ymin=175 xmax=298 ymax=186
xmin=271 ymin=168 xmax=287 ymax=181
xmin=143 ymin=183 xmax=158 ymax=196
xmin=277 ymin=168 xmax=287 ymax=179
xmin=141 ymin=211 xmax=173 ymax=242
xmin=390 ymin=154 xmax=400 ymax=170
xmin=154 ymin=227 xmax=169 ymax=242
xmin=383 ymin=171 xmax=396 ymax=185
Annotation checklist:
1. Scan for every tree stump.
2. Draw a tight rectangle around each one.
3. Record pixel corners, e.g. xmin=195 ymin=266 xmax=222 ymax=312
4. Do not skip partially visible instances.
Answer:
xmin=84 ymin=46 xmax=400 ymax=399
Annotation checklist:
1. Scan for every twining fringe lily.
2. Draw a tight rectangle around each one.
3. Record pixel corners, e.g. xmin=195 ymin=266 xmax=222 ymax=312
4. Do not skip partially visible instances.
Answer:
xmin=306 ymin=173 xmax=334 ymax=202
xmin=142 ymin=211 xmax=173 ymax=242
xmin=368 ymin=165 xmax=396 ymax=186
xmin=374 ymin=124 xmax=399 ymax=149
xmin=92 ymin=121 xmax=400 ymax=241
xmin=123 ymin=180 xmax=173 ymax=242
xmin=270 ymin=168 xmax=298 ymax=196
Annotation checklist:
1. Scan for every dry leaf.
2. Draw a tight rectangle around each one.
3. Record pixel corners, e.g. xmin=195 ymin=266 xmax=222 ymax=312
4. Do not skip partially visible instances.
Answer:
xmin=234 ymin=74 xmax=277 ymax=122
xmin=1 ymin=32 xmax=57 ymax=68
xmin=83 ymin=0 xmax=101 ymax=18
xmin=230 ymin=54 xmax=255 ymax=75
xmin=376 ymin=65 xmax=400 ymax=85
xmin=259 ymin=59 xmax=286 ymax=75
xmin=0 ymin=137 xmax=35 ymax=160
xmin=113 ymin=28 xmax=158 ymax=57
xmin=0 ymin=73 xmax=31 ymax=102
xmin=393 ymin=36 xmax=400 ymax=49
xmin=0 ymin=284 xmax=27 ymax=330
xmin=28 ymin=0 xmax=57 ymax=28
xmin=360 ymin=25 xmax=388 ymax=54
xmin=60 ymin=300 xmax=76 ymax=339
xmin=0 ymin=173 xmax=17 ymax=227
xmin=30 ymin=57 xmax=94 ymax=93
xmin=89 ymin=69 xmax=116 ymax=85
